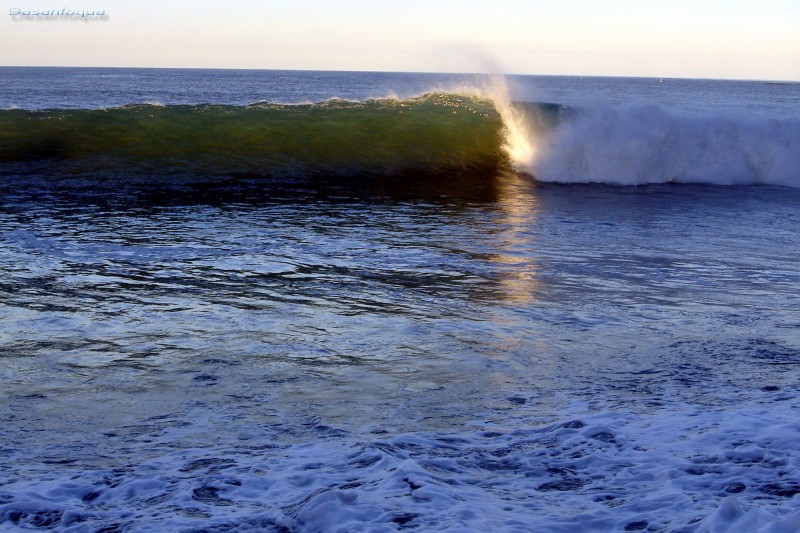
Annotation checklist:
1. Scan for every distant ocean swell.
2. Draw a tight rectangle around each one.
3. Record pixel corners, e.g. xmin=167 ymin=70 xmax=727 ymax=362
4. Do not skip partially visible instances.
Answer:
xmin=1 ymin=91 xmax=798 ymax=188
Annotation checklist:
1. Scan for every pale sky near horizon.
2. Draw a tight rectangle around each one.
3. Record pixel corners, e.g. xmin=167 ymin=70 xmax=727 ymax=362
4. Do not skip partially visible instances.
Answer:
xmin=2 ymin=0 xmax=799 ymax=81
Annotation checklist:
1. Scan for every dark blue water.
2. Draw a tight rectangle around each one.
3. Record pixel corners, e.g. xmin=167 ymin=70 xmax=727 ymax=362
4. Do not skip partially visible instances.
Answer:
xmin=1 ymin=68 xmax=799 ymax=532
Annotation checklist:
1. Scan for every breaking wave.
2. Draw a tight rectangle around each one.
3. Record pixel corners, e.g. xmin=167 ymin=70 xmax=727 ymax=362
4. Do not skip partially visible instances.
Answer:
xmin=530 ymin=104 xmax=800 ymax=188
xmin=2 ymin=87 xmax=797 ymax=189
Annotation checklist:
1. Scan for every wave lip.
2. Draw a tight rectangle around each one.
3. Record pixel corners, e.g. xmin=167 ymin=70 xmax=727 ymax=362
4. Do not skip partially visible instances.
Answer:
xmin=531 ymin=104 xmax=800 ymax=188
xmin=0 ymin=93 xmax=508 ymax=179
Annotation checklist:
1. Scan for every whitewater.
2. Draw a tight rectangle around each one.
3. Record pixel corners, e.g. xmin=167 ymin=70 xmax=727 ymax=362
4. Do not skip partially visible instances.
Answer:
xmin=1 ymin=68 xmax=799 ymax=532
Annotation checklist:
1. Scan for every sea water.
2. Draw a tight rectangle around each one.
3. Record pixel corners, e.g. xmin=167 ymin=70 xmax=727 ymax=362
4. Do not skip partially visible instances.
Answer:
xmin=0 ymin=68 xmax=799 ymax=531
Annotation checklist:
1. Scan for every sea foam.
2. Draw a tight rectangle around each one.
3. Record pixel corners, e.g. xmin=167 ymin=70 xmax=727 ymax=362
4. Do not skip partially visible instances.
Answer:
xmin=529 ymin=104 xmax=800 ymax=188
xmin=3 ymin=404 xmax=799 ymax=531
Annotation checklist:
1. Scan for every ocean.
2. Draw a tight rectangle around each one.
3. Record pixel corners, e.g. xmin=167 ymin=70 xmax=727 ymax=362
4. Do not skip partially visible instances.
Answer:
xmin=0 ymin=67 xmax=799 ymax=532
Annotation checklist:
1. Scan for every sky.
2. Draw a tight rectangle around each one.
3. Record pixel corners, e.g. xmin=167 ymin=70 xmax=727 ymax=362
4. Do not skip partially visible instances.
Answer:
xmin=2 ymin=0 xmax=800 ymax=80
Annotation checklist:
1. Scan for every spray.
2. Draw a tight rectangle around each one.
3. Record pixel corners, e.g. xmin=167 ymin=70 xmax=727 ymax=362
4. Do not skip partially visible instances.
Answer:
xmin=483 ymin=74 xmax=536 ymax=174
xmin=426 ymin=46 xmax=537 ymax=174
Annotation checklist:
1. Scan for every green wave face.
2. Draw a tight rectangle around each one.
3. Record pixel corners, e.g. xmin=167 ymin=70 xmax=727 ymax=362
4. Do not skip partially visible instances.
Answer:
xmin=0 ymin=93 xmax=508 ymax=178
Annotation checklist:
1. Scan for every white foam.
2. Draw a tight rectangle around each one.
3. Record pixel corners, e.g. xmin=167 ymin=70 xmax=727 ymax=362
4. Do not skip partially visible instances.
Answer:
xmin=3 ymin=402 xmax=799 ymax=531
xmin=530 ymin=104 xmax=800 ymax=188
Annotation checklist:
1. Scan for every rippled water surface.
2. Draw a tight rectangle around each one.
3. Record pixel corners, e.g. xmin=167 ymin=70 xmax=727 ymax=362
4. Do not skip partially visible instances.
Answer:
xmin=2 ymin=175 xmax=799 ymax=530
xmin=1 ymin=69 xmax=800 ymax=531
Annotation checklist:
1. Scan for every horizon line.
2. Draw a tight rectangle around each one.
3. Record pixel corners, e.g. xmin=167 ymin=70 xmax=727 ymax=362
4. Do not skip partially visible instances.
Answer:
xmin=1 ymin=64 xmax=798 ymax=84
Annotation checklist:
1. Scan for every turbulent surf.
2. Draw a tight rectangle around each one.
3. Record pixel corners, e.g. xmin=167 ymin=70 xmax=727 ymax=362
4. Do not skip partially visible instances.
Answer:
xmin=530 ymin=104 xmax=800 ymax=188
